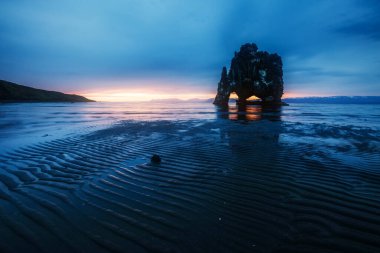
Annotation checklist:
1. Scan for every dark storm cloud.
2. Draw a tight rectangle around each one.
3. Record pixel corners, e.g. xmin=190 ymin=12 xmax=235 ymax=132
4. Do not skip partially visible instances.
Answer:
xmin=336 ymin=19 xmax=380 ymax=40
xmin=0 ymin=0 xmax=379 ymax=95
xmin=334 ymin=0 xmax=380 ymax=40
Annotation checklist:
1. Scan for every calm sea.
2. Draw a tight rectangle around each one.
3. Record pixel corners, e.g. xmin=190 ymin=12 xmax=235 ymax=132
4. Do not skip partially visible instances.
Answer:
xmin=1 ymin=101 xmax=379 ymax=151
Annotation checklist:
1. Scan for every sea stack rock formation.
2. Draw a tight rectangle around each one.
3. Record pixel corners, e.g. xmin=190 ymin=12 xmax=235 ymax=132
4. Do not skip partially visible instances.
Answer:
xmin=213 ymin=43 xmax=284 ymax=105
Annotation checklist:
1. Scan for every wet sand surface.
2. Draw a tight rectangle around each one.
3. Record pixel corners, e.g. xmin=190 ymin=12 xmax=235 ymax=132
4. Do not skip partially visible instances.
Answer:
xmin=0 ymin=102 xmax=380 ymax=253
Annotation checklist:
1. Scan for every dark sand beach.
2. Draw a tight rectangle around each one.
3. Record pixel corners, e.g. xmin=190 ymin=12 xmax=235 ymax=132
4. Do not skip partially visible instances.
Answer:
xmin=0 ymin=102 xmax=380 ymax=253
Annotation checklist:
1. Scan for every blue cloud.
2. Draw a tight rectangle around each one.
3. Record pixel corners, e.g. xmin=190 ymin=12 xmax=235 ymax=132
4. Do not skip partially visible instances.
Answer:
xmin=334 ymin=0 xmax=380 ymax=40
xmin=0 ymin=0 xmax=379 ymax=96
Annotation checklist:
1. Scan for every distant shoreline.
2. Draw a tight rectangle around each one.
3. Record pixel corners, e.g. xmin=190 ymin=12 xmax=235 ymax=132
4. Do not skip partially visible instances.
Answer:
xmin=282 ymin=96 xmax=380 ymax=104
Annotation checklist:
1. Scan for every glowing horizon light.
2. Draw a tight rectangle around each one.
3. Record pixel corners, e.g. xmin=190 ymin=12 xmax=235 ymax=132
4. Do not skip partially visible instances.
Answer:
xmin=66 ymin=77 xmax=216 ymax=102
xmin=80 ymin=90 xmax=215 ymax=102
xmin=70 ymin=79 xmax=326 ymax=102
xmin=79 ymin=90 xmax=317 ymax=102
xmin=66 ymin=78 xmax=332 ymax=102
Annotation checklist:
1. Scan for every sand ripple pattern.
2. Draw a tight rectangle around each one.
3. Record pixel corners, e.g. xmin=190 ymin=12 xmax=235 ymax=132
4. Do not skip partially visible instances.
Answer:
xmin=0 ymin=120 xmax=380 ymax=253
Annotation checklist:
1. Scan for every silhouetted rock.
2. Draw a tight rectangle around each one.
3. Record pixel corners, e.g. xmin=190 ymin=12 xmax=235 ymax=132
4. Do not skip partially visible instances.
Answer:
xmin=151 ymin=154 xmax=161 ymax=163
xmin=0 ymin=80 xmax=95 ymax=102
xmin=213 ymin=67 xmax=231 ymax=105
xmin=214 ymin=43 xmax=284 ymax=105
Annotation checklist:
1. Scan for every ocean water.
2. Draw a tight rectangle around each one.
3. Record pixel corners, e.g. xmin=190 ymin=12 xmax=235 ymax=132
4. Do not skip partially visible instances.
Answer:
xmin=0 ymin=102 xmax=380 ymax=253
xmin=0 ymin=102 xmax=217 ymax=151
xmin=1 ymin=102 xmax=378 ymax=151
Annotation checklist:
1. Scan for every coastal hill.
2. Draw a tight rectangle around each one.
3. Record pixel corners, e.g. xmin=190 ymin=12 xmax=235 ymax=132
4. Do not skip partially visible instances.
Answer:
xmin=0 ymin=80 xmax=94 ymax=102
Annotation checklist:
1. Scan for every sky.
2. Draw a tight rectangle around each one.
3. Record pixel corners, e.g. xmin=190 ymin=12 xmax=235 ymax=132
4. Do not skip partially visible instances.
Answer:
xmin=1 ymin=0 xmax=380 ymax=101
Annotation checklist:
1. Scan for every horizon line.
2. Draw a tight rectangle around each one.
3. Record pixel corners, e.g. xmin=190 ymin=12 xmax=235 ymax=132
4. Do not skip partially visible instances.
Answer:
xmin=89 ymin=95 xmax=380 ymax=103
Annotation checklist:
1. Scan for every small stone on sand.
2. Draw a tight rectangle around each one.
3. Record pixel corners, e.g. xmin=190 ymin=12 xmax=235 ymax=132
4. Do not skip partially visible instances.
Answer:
xmin=151 ymin=154 xmax=161 ymax=163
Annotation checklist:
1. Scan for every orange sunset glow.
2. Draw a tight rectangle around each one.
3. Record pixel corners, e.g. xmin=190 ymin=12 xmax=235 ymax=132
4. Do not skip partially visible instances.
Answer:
xmin=79 ymin=89 xmax=303 ymax=102
xmin=68 ymin=78 xmax=310 ymax=102
xmin=81 ymin=90 xmax=214 ymax=102
xmin=65 ymin=78 xmax=213 ymax=102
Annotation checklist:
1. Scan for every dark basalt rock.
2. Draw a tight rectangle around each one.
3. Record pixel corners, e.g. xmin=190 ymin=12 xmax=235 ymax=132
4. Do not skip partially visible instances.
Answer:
xmin=150 ymin=154 xmax=161 ymax=163
xmin=213 ymin=43 xmax=284 ymax=105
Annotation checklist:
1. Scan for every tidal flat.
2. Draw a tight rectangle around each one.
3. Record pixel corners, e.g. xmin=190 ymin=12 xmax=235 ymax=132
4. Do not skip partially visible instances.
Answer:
xmin=0 ymin=102 xmax=379 ymax=253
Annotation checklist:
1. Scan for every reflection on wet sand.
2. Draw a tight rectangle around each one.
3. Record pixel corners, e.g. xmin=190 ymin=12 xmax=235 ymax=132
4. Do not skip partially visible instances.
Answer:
xmin=216 ymin=104 xmax=283 ymax=121
xmin=216 ymin=104 xmax=284 ymax=157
